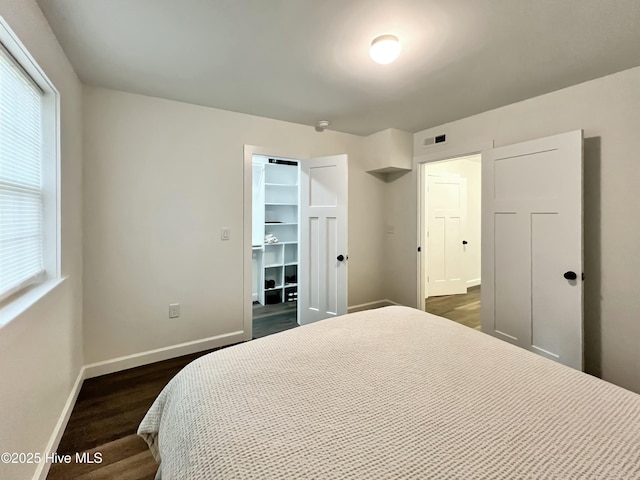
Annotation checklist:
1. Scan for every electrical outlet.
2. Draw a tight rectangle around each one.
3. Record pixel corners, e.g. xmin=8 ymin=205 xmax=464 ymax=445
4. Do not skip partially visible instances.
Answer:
xmin=169 ymin=303 xmax=180 ymax=319
xmin=221 ymin=227 xmax=230 ymax=240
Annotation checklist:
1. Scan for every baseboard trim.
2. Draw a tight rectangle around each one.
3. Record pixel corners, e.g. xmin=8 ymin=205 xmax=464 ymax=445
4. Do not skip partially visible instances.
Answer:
xmin=467 ymin=278 xmax=481 ymax=288
xmin=33 ymin=366 xmax=86 ymax=480
xmin=83 ymin=331 xmax=246 ymax=379
xmin=348 ymin=299 xmax=399 ymax=313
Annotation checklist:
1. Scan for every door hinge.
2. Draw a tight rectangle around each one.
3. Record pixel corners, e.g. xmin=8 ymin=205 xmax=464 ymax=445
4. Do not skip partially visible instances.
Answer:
xmin=417 ymin=246 xmax=421 ymax=252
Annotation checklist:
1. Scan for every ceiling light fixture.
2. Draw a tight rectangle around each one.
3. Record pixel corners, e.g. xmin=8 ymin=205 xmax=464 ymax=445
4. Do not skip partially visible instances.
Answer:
xmin=370 ymin=34 xmax=401 ymax=64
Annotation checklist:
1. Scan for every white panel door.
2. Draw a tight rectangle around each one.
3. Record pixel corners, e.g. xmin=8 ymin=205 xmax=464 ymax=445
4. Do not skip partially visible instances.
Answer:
xmin=299 ymin=155 xmax=348 ymax=325
xmin=481 ymin=130 xmax=583 ymax=370
xmin=427 ymin=175 xmax=468 ymax=297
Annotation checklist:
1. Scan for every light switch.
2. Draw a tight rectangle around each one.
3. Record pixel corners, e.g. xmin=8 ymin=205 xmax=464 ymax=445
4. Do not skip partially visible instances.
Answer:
xmin=221 ymin=227 xmax=230 ymax=240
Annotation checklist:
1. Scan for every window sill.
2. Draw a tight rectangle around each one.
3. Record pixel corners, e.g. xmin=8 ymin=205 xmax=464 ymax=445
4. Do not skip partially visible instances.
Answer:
xmin=0 ymin=276 xmax=67 ymax=327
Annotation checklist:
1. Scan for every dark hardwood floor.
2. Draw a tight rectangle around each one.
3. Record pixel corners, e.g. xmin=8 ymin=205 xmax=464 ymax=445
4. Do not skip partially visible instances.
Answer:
xmin=252 ymin=300 xmax=298 ymax=338
xmin=47 ymin=348 xmax=229 ymax=480
xmin=47 ymin=305 xmax=298 ymax=480
xmin=425 ymin=285 xmax=481 ymax=330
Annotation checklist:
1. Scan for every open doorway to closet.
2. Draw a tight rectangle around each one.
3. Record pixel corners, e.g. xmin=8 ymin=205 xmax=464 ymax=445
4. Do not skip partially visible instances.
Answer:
xmin=419 ymin=154 xmax=481 ymax=330
xmin=244 ymin=146 xmax=349 ymax=340
xmin=252 ymin=155 xmax=300 ymax=338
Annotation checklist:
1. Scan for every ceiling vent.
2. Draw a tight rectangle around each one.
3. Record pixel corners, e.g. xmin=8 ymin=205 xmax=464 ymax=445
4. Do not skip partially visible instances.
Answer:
xmin=423 ymin=134 xmax=447 ymax=148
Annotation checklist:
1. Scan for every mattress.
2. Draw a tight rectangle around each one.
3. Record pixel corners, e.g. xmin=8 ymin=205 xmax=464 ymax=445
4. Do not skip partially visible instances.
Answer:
xmin=138 ymin=306 xmax=640 ymax=479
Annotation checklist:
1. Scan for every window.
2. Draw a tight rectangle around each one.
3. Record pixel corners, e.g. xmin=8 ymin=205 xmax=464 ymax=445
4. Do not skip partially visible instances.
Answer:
xmin=0 ymin=18 xmax=59 ymax=305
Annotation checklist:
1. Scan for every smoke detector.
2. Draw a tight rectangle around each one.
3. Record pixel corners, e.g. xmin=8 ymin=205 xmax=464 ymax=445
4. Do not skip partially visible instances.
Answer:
xmin=315 ymin=120 xmax=330 ymax=132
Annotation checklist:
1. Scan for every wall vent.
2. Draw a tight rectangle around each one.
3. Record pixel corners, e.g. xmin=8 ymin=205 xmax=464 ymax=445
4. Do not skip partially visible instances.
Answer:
xmin=423 ymin=133 xmax=447 ymax=147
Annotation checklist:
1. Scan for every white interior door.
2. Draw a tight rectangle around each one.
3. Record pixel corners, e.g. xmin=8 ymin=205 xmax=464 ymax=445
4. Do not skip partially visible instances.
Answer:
xmin=481 ymin=130 xmax=583 ymax=370
xmin=427 ymin=175 xmax=468 ymax=296
xmin=298 ymin=154 xmax=348 ymax=325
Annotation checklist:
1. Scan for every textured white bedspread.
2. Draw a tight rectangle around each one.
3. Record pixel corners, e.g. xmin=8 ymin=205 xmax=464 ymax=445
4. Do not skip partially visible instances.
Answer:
xmin=138 ymin=306 xmax=640 ymax=479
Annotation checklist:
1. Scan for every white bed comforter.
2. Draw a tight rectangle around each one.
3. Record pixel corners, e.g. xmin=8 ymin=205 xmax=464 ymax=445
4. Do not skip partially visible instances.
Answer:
xmin=138 ymin=306 xmax=640 ymax=479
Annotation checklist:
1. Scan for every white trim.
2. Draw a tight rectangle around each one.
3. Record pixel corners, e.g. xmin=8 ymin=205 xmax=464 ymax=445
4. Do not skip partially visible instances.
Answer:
xmin=33 ymin=367 xmax=86 ymax=480
xmin=83 ymin=331 xmax=246 ymax=379
xmin=467 ymin=278 xmax=481 ymax=288
xmin=347 ymin=299 xmax=399 ymax=313
xmin=0 ymin=270 xmax=45 ymax=304
xmin=0 ymin=276 xmax=66 ymax=326
xmin=413 ymin=139 xmax=493 ymax=166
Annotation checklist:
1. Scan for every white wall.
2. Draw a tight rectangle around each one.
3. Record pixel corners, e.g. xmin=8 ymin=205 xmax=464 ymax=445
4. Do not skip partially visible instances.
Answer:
xmin=386 ymin=66 xmax=640 ymax=394
xmin=0 ymin=2 xmax=83 ymax=480
xmin=424 ymin=156 xmax=481 ymax=289
xmin=82 ymin=86 xmax=386 ymax=365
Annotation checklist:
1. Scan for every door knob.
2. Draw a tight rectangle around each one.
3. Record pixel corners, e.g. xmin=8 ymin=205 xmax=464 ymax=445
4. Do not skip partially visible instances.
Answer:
xmin=337 ymin=255 xmax=345 ymax=261
xmin=462 ymin=240 xmax=468 ymax=245
xmin=564 ymin=271 xmax=577 ymax=280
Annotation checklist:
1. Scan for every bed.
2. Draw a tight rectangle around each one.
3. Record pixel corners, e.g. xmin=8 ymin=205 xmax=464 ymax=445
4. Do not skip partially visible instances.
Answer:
xmin=138 ymin=306 xmax=640 ymax=479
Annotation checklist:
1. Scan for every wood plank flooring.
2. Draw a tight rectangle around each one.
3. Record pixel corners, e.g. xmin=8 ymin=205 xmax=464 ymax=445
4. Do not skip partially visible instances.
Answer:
xmin=47 ymin=348 xmax=225 ymax=480
xmin=252 ymin=301 xmax=298 ymax=338
xmin=425 ymin=285 xmax=481 ymax=330
xmin=48 ymin=305 xmax=297 ymax=480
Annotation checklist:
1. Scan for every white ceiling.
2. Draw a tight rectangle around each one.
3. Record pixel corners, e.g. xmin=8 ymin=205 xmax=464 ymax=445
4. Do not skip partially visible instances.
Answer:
xmin=38 ymin=0 xmax=640 ymax=136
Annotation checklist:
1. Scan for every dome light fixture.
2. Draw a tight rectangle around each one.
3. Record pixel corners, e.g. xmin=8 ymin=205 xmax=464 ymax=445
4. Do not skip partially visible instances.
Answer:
xmin=370 ymin=34 xmax=401 ymax=64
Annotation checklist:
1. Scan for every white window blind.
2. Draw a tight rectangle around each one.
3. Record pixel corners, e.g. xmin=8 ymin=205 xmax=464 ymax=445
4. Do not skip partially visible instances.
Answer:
xmin=0 ymin=45 xmax=45 ymax=301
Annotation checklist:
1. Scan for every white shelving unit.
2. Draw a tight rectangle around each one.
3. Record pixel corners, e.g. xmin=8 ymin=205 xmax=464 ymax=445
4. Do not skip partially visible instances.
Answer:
xmin=252 ymin=157 xmax=299 ymax=305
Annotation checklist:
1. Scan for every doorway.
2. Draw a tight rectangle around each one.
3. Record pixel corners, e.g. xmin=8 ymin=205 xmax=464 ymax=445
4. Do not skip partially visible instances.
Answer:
xmin=419 ymin=154 xmax=481 ymax=329
xmin=251 ymin=155 xmax=300 ymax=338
xmin=243 ymin=146 xmax=349 ymax=341
xmin=416 ymin=131 xmax=583 ymax=368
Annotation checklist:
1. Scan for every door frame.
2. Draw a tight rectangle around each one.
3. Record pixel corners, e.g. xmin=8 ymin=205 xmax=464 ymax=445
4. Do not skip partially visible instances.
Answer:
xmin=243 ymin=145 xmax=309 ymax=341
xmin=416 ymin=140 xmax=493 ymax=310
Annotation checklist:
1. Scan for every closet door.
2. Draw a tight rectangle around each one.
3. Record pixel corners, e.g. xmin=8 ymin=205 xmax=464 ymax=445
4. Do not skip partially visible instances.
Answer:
xmin=298 ymin=155 xmax=348 ymax=325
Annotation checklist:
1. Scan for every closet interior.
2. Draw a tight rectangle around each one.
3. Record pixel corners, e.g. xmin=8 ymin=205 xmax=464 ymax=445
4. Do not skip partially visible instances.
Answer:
xmin=252 ymin=156 xmax=299 ymax=307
